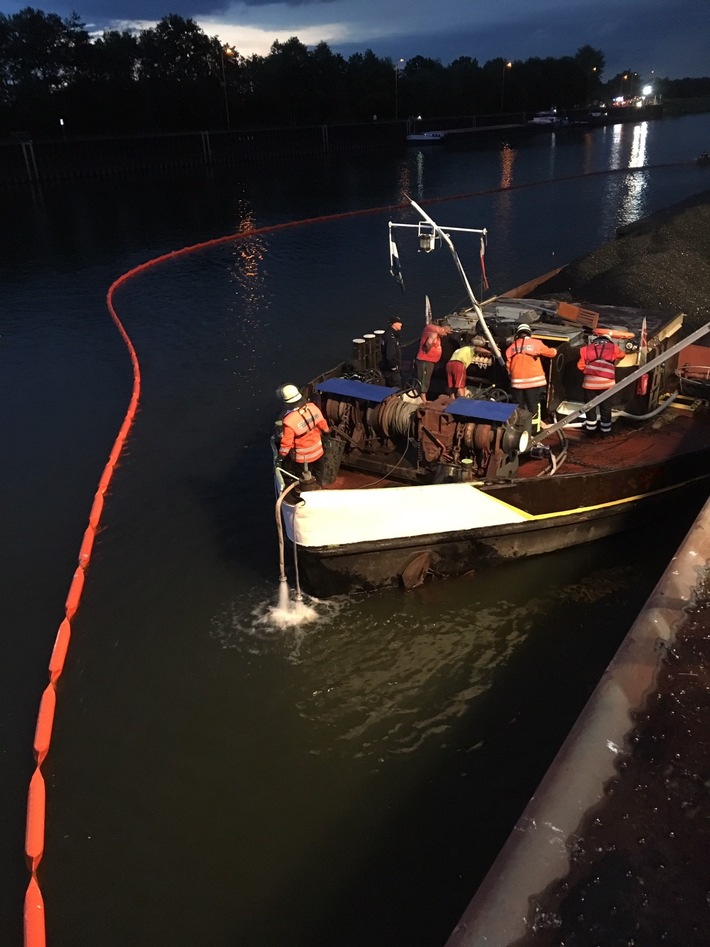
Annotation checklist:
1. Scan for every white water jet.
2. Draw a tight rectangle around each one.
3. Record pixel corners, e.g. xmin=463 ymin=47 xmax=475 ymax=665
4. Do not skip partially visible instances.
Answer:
xmin=277 ymin=577 xmax=291 ymax=611
xmin=269 ymin=578 xmax=319 ymax=627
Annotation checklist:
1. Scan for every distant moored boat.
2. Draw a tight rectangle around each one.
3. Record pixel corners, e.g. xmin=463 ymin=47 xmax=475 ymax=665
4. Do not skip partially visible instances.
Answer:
xmin=406 ymin=130 xmax=446 ymax=143
xmin=528 ymin=108 xmax=568 ymax=127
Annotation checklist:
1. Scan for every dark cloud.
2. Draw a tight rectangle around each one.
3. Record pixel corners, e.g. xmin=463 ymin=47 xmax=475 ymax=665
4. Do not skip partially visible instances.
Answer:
xmin=57 ymin=0 xmax=330 ymax=24
xmin=71 ymin=0 xmax=227 ymax=23
xmin=331 ymin=3 xmax=708 ymax=79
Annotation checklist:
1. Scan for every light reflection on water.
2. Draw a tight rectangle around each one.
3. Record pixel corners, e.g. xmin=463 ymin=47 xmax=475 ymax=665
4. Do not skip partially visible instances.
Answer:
xmin=629 ymin=121 xmax=649 ymax=167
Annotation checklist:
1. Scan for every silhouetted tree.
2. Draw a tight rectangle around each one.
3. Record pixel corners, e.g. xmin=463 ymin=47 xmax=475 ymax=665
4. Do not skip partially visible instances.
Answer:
xmin=0 ymin=8 xmax=706 ymax=138
xmin=446 ymin=56 xmax=482 ymax=116
xmin=137 ymin=15 xmax=213 ymax=83
xmin=660 ymin=75 xmax=710 ymax=98
xmin=308 ymin=42 xmax=347 ymax=123
xmin=263 ymin=37 xmax=311 ymax=124
xmin=346 ymin=50 xmax=395 ymax=121
xmin=135 ymin=15 xmax=216 ymax=129
xmin=402 ymin=56 xmax=445 ymax=118
xmin=1 ymin=7 xmax=90 ymax=89
xmin=0 ymin=7 xmax=91 ymax=130
xmin=575 ymin=44 xmax=605 ymax=103
xmin=90 ymin=29 xmax=139 ymax=85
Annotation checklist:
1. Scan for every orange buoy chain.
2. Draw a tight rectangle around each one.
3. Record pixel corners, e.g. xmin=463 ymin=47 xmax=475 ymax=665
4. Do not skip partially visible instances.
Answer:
xmin=22 ymin=273 xmax=141 ymax=947
xmin=23 ymin=161 xmax=690 ymax=945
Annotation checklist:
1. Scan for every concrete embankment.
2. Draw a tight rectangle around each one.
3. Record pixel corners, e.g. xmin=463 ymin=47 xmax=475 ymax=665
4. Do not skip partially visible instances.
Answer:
xmin=446 ymin=191 xmax=710 ymax=946
xmin=445 ymin=495 xmax=710 ymax=946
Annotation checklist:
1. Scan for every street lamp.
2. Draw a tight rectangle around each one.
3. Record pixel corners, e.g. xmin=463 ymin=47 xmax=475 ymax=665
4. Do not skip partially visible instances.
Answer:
xmin=501 ymin=61 xmax=512 ymax=111
xmin=394 ymin=58 xmax=404 ymax=120
xmin=587 ymin=66 xmax=597 ymax=104
xmin=619 ymin=72 xmax=628 ymax=100
xmin=220 ymin=44 xmax=234 ymax=129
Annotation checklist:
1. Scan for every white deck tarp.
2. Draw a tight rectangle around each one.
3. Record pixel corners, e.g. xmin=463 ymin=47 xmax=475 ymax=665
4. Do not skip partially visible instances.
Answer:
xmin=282 ymin=482 xmax=528 ymax=548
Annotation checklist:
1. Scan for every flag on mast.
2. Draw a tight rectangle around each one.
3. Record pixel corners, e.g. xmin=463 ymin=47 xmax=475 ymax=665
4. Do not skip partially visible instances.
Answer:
xmin=636 ymin=316 xmax=649 ymax=395
xmin=389 ymin=232 xmax=405 ymax=293
xmin=479 ymin=236 xmax=489 ymax=291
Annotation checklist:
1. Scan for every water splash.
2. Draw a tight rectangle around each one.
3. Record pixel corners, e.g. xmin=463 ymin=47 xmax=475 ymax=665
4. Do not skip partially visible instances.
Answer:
xmin=210 ymin=584 xmax=334 ymax=660
xmin=267 ymin=581 xmax=320 ymax=628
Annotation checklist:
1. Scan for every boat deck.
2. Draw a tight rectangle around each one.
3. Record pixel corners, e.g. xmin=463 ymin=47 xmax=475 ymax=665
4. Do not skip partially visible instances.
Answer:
xmin=304 ymin=399 xmax=710 ymax=495
xmin=526 ymin=401 xmax=710 ymax=477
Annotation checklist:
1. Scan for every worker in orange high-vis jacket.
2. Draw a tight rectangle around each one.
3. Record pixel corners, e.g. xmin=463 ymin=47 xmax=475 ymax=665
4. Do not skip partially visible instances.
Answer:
xmin=276 ymin=384 xmax=330 ymax=480
xmin=577 ymin=332 xmax=625 ymax=436
xmin=505 ymin=323 xmax=556 ymax=419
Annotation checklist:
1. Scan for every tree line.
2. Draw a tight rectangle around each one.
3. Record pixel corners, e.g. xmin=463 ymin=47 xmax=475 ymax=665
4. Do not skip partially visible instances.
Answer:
xmin=1 ymin=7 xmax=708 ymax=139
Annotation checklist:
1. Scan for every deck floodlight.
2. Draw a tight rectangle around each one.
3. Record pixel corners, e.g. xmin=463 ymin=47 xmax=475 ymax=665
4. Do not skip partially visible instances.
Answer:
xmin=418 ymin=224 xmax=437 ymax=253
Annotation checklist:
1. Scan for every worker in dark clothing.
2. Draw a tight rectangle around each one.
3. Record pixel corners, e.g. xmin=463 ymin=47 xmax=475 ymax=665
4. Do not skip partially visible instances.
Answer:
xmin=382 ymin=315 xmax=403 ymax=387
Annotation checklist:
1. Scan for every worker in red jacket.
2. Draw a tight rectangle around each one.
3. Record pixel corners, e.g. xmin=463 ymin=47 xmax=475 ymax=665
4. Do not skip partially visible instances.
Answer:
xmin=276 ymin=384 xmax=330 ymax=480
xmin=415 ymin=319 xmax=452 ymax=402
xmin=577 ymin=333 xmax=625 ymax=436
xmin=505 ymin=323 xmax=556 ymax=420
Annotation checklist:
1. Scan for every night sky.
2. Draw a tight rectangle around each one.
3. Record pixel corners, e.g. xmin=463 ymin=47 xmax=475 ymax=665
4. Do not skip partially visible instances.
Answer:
xmin=4 ymin=0 xmax=708 ymax=80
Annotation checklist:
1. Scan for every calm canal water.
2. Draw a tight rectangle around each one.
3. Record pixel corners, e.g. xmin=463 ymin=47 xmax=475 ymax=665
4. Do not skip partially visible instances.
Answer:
xmin=2 ymin=113 xmax=709 ymax=946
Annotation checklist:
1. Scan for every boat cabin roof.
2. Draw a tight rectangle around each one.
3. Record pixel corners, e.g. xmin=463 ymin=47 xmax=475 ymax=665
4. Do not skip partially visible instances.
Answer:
xmin=449 ymin=297 xmax=683 ymax=349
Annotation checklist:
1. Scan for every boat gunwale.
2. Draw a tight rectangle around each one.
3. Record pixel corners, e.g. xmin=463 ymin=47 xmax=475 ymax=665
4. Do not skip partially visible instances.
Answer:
xmin=283 ymin=452 xmax=710 ymax=554
xmin=290 ymin=474 xmax=710 ymax=558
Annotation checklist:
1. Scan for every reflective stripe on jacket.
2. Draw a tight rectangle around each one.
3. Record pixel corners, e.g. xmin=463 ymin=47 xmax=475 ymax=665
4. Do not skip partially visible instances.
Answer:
xmin=279 ymin=403 xmax=329 ymax=463
xmin=577 ymin=340 xmax=624 ymax=390
xmin=505 ymin=337 xmax=555 ymax=389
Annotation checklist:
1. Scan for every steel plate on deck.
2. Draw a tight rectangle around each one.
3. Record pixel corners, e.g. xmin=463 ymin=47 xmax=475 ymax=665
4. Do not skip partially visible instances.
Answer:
xmin=316 ymin=378 xmax=399 ymax=403
xmin=445 ymin=399 xmax=517 ymax=423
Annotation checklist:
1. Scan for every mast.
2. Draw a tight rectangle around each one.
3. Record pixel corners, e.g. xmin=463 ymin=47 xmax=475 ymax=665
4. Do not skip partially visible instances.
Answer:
xmin=406 ymin=197 xmax=505 ymax=366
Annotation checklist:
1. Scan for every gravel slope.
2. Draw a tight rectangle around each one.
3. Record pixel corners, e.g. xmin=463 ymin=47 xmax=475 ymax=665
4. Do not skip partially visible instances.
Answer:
xmin=534 ymin=190 xmax=710 ymax=335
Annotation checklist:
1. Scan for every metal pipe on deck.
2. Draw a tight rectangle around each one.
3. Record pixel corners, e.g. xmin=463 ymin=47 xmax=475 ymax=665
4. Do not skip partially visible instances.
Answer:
xmin=533 ymin=319 xmax=710 ymax=445
xmin=362 ymin=334 xmax=377 ymax=370
xmin=352 ymin=338 xmax=366 ymax=370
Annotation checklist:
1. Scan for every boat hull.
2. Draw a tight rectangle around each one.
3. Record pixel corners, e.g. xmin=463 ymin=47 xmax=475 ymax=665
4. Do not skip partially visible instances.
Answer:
xmin=289 ymin=461 xmax=710 ymax=596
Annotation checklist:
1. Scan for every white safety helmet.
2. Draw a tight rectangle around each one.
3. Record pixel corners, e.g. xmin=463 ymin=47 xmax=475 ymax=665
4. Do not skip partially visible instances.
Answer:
xmin=516 ymin=323 xmax=532 ymax=336
xmin=276 ymin=384 xmax=302 ymax=404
